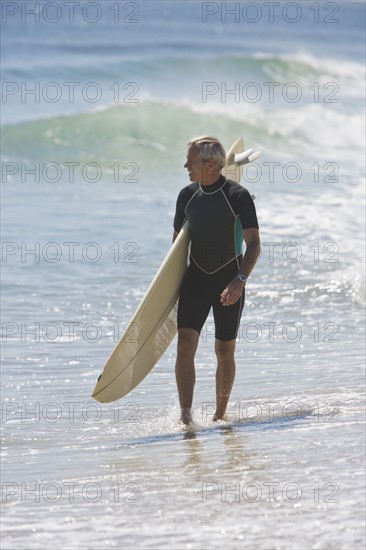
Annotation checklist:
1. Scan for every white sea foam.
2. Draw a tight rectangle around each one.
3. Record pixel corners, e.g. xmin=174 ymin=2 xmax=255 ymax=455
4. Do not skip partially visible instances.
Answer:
xmin=2 ymin=3 xmax=365 ymax=549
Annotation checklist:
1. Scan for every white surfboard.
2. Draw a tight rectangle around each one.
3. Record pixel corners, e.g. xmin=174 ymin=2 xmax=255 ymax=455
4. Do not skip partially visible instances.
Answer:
xmin=91 ymin=137 xmax=259 ymax=403
xmin=92 ymin=222 xmax=190 ymax=403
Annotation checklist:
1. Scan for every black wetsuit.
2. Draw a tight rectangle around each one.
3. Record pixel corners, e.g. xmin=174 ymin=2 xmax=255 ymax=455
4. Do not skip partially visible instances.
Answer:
xmin=173 ymin=175 xmax=259 ymax=341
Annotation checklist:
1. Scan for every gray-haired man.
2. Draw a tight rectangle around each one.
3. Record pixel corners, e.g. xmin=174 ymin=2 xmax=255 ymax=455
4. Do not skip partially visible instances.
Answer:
xmin=173 ymin=136 xmax=260 ymax=425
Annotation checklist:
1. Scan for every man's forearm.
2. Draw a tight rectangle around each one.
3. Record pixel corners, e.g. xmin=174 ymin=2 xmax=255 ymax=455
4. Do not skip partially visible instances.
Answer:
xmin=239 ymin=242 xmax=260 ymax=279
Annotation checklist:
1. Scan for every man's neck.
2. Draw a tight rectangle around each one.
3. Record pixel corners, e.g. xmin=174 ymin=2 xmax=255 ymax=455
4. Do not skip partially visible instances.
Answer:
xmin=200 ymin=173 xmax=222 ymax=186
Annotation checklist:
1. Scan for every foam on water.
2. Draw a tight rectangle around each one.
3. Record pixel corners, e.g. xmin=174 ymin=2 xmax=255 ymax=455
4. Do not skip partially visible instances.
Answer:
xmin=1 ymin=2 xmax=365 ymax=549
xmin=2 ymin=99 xmax=364 ymax=175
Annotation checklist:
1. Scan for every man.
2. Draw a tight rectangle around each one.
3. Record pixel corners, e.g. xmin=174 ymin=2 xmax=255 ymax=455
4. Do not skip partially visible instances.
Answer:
xmin=173 ymin=136 xmax=260 ymax=425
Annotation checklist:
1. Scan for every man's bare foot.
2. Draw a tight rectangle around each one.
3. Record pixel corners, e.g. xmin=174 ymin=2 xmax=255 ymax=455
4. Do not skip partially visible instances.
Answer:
xmin=179 ymin=409 xmax=193 ymax=426
xmin=212 ymin=411 xmax=226 ymax=422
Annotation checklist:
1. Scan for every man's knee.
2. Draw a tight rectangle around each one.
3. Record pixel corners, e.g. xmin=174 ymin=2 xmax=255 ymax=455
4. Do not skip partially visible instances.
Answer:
xmin=215 ymin=339 xmax=236 ymax=364
xmin=177 ymin=328 xmax=199 ymax=359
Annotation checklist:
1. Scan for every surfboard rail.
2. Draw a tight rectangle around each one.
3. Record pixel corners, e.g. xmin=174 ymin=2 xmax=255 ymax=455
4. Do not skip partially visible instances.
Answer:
xmin=91 ymin=222 xmax=190 ymax=402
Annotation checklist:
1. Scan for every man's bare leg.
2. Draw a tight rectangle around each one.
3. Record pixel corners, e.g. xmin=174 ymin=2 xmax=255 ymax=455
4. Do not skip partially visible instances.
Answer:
xmin=175 ymin=328 xmax=200 ymax=425
xmin=213 ymin=338 xmax=236 ymax=421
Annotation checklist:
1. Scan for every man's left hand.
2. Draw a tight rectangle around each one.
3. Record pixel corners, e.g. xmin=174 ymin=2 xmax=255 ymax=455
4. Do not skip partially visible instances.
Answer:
xmin=220 ymin=278 xmax=245 ymax=306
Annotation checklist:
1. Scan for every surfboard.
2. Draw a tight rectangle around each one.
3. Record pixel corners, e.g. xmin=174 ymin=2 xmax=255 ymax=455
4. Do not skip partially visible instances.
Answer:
xmin=91 ymin=137 xmax=260 ymax=403
xmin=91 ymin=221 xmax=190 ymax=403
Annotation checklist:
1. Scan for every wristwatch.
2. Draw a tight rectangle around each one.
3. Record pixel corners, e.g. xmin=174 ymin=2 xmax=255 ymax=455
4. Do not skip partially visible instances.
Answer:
xmin=237 ymin=272 xmax=248 ymax=285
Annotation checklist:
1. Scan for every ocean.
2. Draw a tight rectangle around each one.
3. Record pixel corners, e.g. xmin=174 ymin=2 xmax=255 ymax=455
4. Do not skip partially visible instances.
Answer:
xmin=1 ymin=1 xmax=365 ymax=549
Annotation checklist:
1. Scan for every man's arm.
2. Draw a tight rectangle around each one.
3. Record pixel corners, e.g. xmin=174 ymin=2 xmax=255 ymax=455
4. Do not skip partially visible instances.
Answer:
xmin=172 ymin=230 xmax=179 ymax=243
xmin=220 ymin=227 xmax=260 ymax=306
xmin=238 ymin=227 xmax=260 ymax=279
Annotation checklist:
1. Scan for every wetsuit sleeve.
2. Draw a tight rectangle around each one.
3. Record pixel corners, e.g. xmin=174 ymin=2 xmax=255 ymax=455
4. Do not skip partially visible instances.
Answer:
xmin=237 ymin=189 xmax=259 ymax=229
xmin=173 ymin=188 xmax=187 ymax=232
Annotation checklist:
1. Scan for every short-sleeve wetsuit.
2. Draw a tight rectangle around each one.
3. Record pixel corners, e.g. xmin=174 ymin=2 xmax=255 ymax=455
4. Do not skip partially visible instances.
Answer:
xmin=173 ymin=175 xmax=259 ymax=341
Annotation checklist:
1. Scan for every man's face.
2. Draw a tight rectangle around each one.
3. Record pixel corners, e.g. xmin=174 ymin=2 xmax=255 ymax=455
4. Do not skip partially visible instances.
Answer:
xmin=184 ymin=145 xmax=218 ymax=184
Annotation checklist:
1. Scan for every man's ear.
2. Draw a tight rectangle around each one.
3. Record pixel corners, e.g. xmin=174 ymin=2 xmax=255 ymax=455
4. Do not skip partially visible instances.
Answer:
xmin=206 ymin=159 xmax=216 ymax=172
xmin=202 ymin=162 xmax=214 ymax=178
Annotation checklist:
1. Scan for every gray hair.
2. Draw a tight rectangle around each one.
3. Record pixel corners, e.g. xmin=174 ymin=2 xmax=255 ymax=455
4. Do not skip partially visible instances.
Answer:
xmin=187 ymin=135 xmax=226 ymax=171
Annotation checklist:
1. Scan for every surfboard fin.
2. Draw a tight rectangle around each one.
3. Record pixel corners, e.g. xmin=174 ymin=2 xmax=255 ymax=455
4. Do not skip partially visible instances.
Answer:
xmin=232 ymin=148 xmax=252 ymax=164
xmin=233 ymin=149 xmax=261 ymax=165
xmin=226 ymin=139 xmax=262 ymax=167
xmin=247 ymin=150 xmax=261 ymax=163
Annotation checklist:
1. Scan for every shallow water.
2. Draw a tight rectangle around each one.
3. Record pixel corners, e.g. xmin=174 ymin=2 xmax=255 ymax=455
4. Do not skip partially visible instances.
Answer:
xmin=1 ymin=1 xmax=365 ymax=549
